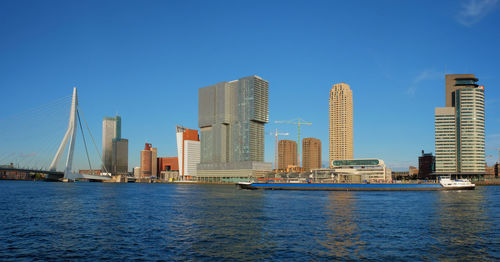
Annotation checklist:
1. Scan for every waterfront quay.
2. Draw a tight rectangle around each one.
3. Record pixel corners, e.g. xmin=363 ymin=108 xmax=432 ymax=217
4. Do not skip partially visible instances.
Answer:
xmin=3 ymin=166 xmax=500 ymax=185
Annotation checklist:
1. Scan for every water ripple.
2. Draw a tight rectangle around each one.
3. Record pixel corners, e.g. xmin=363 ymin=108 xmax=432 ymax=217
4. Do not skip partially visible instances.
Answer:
xmin=0 ymin=181 xmax=499 ymax=261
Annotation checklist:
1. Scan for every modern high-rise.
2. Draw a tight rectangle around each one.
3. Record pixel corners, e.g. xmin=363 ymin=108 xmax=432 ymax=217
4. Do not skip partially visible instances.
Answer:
xmin=302 ymin=138 xmax=321 ymax=172
xmin=278 ymin=140 xmax=297 ymax=170
xmin=151 ymin=147 xmax=158 ymax=177
xmin=198 ymin=75 xmax=272 ymax=182
xmin=435 ymin=74 xmax=485 ymax=175
xmin=102 ymin=116 xmax=122 ymax=174
xmin=329 ymin=83 xmax=353 ymax=166
xmin=112 ymin=138 xmax=128 ymax=175
xmin=176 ymin=125 xmax=200 ymax=180
xmin=140 ymin=143 xmax=152 ymax=177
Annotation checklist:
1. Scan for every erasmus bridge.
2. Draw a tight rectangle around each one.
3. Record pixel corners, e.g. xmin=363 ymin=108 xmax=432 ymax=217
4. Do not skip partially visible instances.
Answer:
xmin=0 ymin=88 xmax=110 ymax=181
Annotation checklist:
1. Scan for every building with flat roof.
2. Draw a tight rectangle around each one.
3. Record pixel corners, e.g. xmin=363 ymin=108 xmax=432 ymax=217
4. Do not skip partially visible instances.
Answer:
xmin=112 ymin=138 xmax=128 ymax=176
xmin=302 ymin=137 xmax=321 ymax=172
xmin=435 ymin=74 xmax=485 ymax=177
xmin=140 ymin=143 xmax=152 ymax=177
xmin=278 ymin=140 xmax=297 ymax=170
xmin=409 ymin=166 xmax=418 ymax=177
xmin=102 ymin=116 xmax=121 ymax=173
xmin=158 ymin=157 xmax=179 ymax=172
xmin=133 ymin=167 xmax=141 ymax=178
xmin=418 ymin=150 xmax=435 ymax=180
xmin=176 ymin=126 xmax=200 ymax=180
xmin=151 ymin=147 xmax=157 ymax=177
xmin=329 ymin=83 xmax=353 ymax=166
xmin=313 ymin=159 xmax=391 ymax=183
xmin=197 ymin=75 xmax=272 ymax=182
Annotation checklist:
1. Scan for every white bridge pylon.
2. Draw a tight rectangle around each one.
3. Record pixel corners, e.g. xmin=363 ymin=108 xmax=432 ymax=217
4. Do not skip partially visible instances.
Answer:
xmin=49 ymin=87 xmax=78 ymax=179
xmin=48 ymin=87 xmax=109 ymax=181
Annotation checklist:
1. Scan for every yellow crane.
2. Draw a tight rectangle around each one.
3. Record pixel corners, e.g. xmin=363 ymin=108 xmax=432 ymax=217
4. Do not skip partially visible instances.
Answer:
xmin=274 ymin=118 xmax=312 ymax=166
xmin=268 ymin=128 xmax=289 ymax=170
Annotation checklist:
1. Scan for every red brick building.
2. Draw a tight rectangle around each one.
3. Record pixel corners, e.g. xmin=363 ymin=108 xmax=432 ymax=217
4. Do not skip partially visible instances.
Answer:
xmin=158 ymin=157 xmax=179 ymax=172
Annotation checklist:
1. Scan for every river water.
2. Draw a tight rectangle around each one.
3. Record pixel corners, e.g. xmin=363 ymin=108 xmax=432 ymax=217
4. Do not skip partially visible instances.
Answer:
xmin=0 ymin=181 xmax=499 ymax=261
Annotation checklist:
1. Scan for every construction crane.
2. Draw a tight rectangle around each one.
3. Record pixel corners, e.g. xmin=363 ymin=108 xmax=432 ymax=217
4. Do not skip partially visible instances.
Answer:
xmin=274 ymin=118 xmax=312 ymax=166
xmin=269 ymin=128 xmax=289 ymax=170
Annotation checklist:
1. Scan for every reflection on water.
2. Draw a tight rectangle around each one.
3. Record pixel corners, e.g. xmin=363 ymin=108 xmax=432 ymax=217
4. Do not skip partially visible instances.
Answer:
xmin=0 ymin=182 xmax=499 ymax=260
xmin=169 ymin=184 xmax=270 ymax=260
xmin=320 ymin=192 xmax=365 ymax=259
xmin=430 ymin=189 xmax=496 ymax=260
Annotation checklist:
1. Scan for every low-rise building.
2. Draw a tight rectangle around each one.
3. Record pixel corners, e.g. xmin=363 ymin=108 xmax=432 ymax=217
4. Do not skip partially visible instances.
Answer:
xmin=418 ymin=150 xmax=435 ymax=179
xmin=313 ymin=159 xmax=392 ymax=183
xmin=485 ymin=164 xmax=497 ymax=178
xmin=79 ymin=169 xmax=102 ymax=175
xmin=158 ymin=157 xmax=179 ymax=172
xmin=159 ymin=170 xmax=179 ymax=181
xmin=392 ymin=171 xmax=410 ymax=180
xmin=409 ymin=166 xmax=418 ymax=177
xmin=133 ymin=167 xmax=141 ymax=178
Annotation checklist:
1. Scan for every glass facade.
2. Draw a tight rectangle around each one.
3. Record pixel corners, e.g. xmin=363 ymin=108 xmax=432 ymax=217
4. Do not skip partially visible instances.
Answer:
xmin=102 ymin=116 xmax=121 ymax=173
xmin=435 ymin=111 xmax=457 ymax=173
xmin=199 ymin=76 xmax=269 ymax=166
xmin=457 ymin=89 xmax=485 ymax=172
xmin=435 ymin=75 xmax=485 ymax=174
xmin=331 ymin=159 xmax=380 ymax=167
xmin=455 ymin=79 xmax=477 ymax=85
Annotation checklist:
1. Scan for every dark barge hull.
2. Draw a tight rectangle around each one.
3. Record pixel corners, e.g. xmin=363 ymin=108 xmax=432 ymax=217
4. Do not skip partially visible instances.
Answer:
xmin=237 ymin=183 xmax=475 ymax=191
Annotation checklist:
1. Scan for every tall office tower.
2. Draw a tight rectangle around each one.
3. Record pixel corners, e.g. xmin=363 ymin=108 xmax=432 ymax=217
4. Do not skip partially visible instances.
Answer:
xmin=151 ymin=147 xmax=158 ymax=177
xmin=278 ymin=140 xmax=297 ymax=170
xmin=112 ymin=138 xmax=128 ymax=175
xmin=329 ymin=83 xmax=353 ymax=166
xmin=140 ymin=143 xmax=152 ymax=177
xmin=102 ymin=116 xmax=121 ymax=173
xmin=198 ymin=75 xmax=272 ymax=182
xmin=435 ymin=107 xmax=457 ymax=173
xmin=435 ymin=74 xmax=485 ymax=175
xmin=302 ymin=137 xmax=321 ymax=172
xmin=176 ymin=125 xmax=200 ymax=180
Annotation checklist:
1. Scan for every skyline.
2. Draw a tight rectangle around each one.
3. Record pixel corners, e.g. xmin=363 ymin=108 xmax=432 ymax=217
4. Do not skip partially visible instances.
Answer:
xmin=1 ymin=1 xmax=500 ymax=171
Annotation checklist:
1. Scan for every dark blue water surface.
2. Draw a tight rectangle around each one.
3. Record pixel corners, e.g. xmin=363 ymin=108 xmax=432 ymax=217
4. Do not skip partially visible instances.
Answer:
xmin=0 ymin=181 xmax=499 ymax=261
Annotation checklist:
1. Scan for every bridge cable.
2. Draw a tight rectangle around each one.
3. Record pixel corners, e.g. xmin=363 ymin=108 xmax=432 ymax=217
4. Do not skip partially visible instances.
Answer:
xmin=77 ymin=105 xmax=110 ymax=175
xmin=23 ymin=99 xmax=70 ymax=170
xmin=0 ymin=95 xmax=71 ymax=169
xmin=0 ymin=95 xmax=71 ymax=124
xmin=77 ymin=110 xmax=93 ymax=173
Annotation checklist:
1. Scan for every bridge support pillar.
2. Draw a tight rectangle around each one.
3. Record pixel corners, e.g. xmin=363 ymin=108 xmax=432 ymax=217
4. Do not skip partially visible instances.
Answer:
xmin=48 ymin=87 xmax=78 ymax=180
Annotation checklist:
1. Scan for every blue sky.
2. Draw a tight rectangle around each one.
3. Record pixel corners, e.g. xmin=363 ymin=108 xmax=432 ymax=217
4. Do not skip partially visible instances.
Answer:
xmin=0 ymin=0 xmax=499 ymax=171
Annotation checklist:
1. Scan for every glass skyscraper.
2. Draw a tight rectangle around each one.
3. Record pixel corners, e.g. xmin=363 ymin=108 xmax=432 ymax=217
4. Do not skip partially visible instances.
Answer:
xmin=102 ymin=115 xmax=128 ymax=175
xmin=102 ymin=116 xmax=121 ymax=173
xmin=435 ymin=74 xmax=485 ymax=175
xmin=197 ymin=75 xmax=271 ymax=182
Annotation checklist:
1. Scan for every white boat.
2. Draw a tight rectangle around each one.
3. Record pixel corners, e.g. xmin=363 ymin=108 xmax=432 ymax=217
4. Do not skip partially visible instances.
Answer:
xmin=439 ymin=176 xmax=475 ymax=190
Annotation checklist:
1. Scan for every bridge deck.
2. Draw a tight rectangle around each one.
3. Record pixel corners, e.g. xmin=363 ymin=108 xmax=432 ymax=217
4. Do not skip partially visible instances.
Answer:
xmin=0 ymin=167 xmax=111 ymax=181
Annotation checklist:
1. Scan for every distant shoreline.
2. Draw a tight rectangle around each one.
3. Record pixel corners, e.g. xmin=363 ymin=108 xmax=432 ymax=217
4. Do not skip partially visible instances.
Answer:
xmin=2 ymin=179 xmax=500 ymax=186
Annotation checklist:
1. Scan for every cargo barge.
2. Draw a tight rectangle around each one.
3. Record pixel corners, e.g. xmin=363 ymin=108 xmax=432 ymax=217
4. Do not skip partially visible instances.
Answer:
xmin=237 ymin=177 xmax=475 ymax=191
